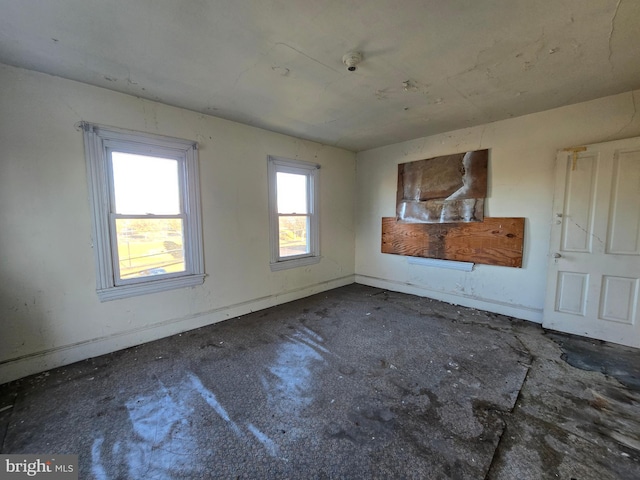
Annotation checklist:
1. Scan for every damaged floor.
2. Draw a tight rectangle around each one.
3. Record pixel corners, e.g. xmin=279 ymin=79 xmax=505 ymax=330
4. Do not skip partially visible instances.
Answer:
xmin=1 ymin=284 xmax=639 ymax=479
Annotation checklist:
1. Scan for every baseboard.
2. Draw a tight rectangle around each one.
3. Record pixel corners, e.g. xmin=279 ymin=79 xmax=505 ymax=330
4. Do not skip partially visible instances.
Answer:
xmin=355 ymin=274 xmax=543 ymax=323
xmin=0 ymin=275 xmax=355 ymax=385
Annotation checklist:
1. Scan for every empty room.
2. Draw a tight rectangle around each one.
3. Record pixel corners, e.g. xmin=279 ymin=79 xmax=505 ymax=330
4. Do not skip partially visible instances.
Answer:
xmin=1 ymin=1 xmax=639 ymax=478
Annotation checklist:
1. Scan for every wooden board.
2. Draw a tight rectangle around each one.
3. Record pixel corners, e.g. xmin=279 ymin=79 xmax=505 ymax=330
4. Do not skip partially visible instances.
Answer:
xmin=381 ymin=217 xmax=524 ymax=267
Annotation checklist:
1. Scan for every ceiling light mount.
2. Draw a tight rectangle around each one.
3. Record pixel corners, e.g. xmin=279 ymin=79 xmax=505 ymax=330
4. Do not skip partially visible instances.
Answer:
xmin=342 ymin=51 xmax=362 ymax=72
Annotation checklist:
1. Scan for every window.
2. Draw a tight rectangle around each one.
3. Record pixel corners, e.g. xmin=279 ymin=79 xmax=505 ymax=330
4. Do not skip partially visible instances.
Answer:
xmin=83 ymin=123 xmax=205 ymax=301
xmin=268 ymin=156 xmax=320 ymax=271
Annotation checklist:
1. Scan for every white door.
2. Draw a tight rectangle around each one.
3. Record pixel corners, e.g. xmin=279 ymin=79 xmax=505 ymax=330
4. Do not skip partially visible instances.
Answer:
xmin=543 ymin=137 xmax=640 ymax=348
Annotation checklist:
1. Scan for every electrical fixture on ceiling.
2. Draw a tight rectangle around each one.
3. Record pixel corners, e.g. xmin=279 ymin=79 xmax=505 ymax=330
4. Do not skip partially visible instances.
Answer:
xmin=342 ymin=51 xmax=362 ymax=72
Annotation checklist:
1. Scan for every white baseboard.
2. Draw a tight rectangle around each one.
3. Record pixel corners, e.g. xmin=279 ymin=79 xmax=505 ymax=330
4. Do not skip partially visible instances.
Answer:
xmin=355 ymin=274 xmax=543 ymax=323
xmin=0 ymin=275 xmax=355 ymax=385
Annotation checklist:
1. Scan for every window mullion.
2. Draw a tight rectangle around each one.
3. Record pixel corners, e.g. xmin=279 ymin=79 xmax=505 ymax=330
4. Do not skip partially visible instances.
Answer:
xmin=114 ymin=214 xmax=184 ymax=220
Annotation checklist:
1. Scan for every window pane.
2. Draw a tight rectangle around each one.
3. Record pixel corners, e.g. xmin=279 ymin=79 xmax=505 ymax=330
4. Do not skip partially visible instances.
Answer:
xmin=279 ymin=215 xmax=309 ymax=257
xmin=111 ymin=152 xmax=180 ymax=215
xmin=115 ymin=218 xmax=185 ymax=280
xmin=277 ymin=172 xmax=307 ymax=214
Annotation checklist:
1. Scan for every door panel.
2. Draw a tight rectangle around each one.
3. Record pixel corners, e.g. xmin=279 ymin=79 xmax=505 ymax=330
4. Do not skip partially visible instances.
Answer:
xmin=543 ymin=137 xmax=640 ymax=348
xmin=599 ymin=276 xmax=638 ymax=325
xmin=556 ymin=272 xmax=588 ymax=316
xmin=607 ymin=148 xmax=640 ymax=254
xmin=561 ymin=152 xmax=598 ymax=253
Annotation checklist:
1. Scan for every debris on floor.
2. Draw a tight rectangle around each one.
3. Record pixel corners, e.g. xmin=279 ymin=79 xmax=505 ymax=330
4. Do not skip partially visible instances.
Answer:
xmin=1 ymin=285 xmax=638 ymax=479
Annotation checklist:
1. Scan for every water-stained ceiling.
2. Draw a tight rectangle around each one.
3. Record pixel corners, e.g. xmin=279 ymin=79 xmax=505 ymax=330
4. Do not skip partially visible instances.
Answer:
xmin=1 ymin=0 xmax=638 ymax=152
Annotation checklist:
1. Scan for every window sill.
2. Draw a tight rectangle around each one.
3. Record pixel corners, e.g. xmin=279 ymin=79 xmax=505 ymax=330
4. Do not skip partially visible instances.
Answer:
xmin=270 ymin=255 xmax=321 ymax=272
xmin=97 ymin=274 xmax=206 ymax=301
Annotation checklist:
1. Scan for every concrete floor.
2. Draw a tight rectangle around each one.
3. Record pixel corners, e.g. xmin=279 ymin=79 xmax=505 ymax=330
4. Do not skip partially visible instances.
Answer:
xmin=1 ymin=284 xmax=638 ymax=479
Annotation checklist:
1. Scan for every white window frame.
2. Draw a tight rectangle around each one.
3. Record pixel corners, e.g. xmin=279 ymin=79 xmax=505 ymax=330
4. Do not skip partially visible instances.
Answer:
xmin=82 ymin=123 xmax=205 ymax=301
xmin=268 ymin=156 xmax=320 ymax=271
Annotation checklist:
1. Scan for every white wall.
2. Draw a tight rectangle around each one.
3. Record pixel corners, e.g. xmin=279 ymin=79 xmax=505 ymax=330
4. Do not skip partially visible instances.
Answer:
xmin=0 ymin=64 xmax=356 ymax=384
xmin=355 ymin=90 xmax=640 ymax=322
xmin=2 ymin=61 xmax=638 ymax=385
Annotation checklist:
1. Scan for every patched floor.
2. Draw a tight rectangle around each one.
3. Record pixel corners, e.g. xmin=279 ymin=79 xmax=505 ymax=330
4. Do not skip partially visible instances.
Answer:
xmin=1 ymin=284 xmax=638 ymax=479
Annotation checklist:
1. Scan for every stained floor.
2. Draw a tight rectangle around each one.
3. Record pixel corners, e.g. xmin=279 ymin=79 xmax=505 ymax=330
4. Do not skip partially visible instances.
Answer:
xmin=0 ymin=284 xmax=638 ymax=479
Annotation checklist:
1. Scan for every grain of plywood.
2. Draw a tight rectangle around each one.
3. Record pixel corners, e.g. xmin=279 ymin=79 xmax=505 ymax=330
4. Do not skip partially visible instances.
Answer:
xmin=381 ymin=217 xmax=524 ymax=267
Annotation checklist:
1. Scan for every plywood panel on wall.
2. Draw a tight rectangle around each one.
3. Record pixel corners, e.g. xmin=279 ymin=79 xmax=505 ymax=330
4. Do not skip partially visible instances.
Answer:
xmin=381 ymin=217 xmax=524 ymax=267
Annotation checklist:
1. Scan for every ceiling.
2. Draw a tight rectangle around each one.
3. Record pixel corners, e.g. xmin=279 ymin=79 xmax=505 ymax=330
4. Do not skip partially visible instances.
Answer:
xmin=1 ymin=0 xmax=638 ymax=152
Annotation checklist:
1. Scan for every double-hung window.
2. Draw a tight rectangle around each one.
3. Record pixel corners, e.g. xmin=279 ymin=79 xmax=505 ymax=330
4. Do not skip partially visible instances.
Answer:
xmin=83 ymin=123 xmax=205 ymax=301
xmin=268 ymin=156 xmax=320 ymax=271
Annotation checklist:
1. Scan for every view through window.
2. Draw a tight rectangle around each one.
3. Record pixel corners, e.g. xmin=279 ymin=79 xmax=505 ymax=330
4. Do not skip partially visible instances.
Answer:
xmin=276 ymin=171 xmax=309 ymax=257
xmin=111 ymin=152 xmax=186 ymax=281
